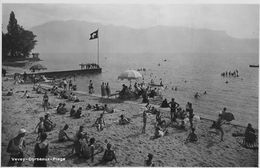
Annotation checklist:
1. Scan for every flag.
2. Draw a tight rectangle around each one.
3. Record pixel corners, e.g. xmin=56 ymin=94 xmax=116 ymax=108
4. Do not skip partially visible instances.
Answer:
xmin=90 ymin=30 xmax=98 ymax=40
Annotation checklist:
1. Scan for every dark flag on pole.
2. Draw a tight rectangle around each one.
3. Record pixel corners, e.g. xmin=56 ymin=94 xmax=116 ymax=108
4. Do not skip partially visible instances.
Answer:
xmin=90 ymin=30 xmax=98 ymax=40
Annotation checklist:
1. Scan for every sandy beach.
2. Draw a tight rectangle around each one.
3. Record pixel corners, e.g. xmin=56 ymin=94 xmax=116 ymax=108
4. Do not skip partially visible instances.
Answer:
xmin=1 ymin=74 xmax=258 ymax=167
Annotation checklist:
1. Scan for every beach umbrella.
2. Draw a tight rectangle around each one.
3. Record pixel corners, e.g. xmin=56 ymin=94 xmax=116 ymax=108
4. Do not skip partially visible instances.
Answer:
xmin=29 ymin=63 xmax=47 ymax=71
xmin=118 ymin=70 xmax=142 ymax=81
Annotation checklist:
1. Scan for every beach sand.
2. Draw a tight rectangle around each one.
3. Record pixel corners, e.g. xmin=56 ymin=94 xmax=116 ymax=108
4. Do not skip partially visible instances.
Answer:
xmin=1 ymin=78 xmax=258 ymax=167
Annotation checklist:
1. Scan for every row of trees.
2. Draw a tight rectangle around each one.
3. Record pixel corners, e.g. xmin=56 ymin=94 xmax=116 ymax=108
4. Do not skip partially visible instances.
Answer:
xmin=2 ymin=11 xmax=37 ymax=60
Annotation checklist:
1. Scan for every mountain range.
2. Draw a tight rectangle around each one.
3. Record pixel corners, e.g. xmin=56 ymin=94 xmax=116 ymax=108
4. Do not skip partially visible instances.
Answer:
xmin=30 ymin=20 xmax=258 ymax=54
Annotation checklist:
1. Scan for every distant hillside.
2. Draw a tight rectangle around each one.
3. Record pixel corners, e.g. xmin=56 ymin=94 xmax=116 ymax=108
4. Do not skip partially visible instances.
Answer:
xmin=31 ymin=20 xmax=259 ymax=54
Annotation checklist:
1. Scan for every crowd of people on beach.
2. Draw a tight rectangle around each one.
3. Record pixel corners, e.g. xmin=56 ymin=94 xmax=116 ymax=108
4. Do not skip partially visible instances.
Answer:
xmin=4 ymin=69 xmax=258 ymax=167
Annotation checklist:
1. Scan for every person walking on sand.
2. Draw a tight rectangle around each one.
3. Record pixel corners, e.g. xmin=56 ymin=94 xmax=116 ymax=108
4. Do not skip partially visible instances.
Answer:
xmin=142 ymin=110 xmax=147 ymax=133
xmin=106 ymin=83 xmax=111 ymax=98
xmin=7 ymin=129 xmax=26 ymax=167
xmin=43 ymin=92 xmax=49 ymax=111
xmin=33 ymin=132 xmax=49 ymax=167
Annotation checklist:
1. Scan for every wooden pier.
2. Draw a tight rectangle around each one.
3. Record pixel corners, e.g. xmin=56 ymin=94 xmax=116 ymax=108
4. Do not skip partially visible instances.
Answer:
xmin=28 ymin=68 xmax=102 ymax=77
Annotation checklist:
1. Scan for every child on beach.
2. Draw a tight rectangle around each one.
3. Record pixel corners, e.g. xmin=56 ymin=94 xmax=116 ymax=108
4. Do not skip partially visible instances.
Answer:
xmin=70 ymin=105 xmax=76 ymax=117
xmin=74 ymin=107 xmax=82 ymax=118
xmin=95 ymin=114 xmax=105 ymax=131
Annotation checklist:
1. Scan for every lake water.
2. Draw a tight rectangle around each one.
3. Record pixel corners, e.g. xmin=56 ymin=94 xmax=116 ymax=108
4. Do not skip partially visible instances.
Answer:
xmin=40 ymin=52 xmax=259 ymax=127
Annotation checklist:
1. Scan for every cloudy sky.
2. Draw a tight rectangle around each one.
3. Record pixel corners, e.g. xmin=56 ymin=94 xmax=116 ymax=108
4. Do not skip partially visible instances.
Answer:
xmin=2 ymin=3 xmax=259 ymax=39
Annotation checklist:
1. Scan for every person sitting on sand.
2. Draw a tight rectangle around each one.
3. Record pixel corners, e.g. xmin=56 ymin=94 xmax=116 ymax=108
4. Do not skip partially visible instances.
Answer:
xmin=144 ymin=153 xmax=155 ymax=167
xmin=44 ymin=114 xmax=56 ymax=132
xmin=176 ymin=120 xmax=186 ymax=130
xmin=160 ymin=98 xmax=169 ymax=108
xmin=56 ymin=103 xmax=63 ymax=113
xmin=95 ymin=113 xmax=105 ymax=131
xmin=99 ymin=143 xmax=118 ymax=164
xmin=185 ymin=128 xmax=198 ymax=143
xmin=33 ymin=132 xmax=49 ymax=167
xmin=35 ymin=117 xmax=45 ymax=141
xmin=119 ymin=115 xmax=130 ymax=125
xmin=154 ymin=126 xmax=168 ymax=139
xmin=72 ymin=94 xmax=80 ymax=102
xmin=103 ymin=104 xmax=115 ymax=113
xmin=74 ymin=107 xmax=82 ymax=119
xmin=244 ymin=123 xmax=257 ymax=146
xmin=70 ymin=105 xmax=76 ymax=117
xmin=58 ymin=124 xmax=72 ymax=142
xmin=86 ymin=104 xmax=92 ymax=110
xmin=81 ymin=137 xmax=96 ymax=162
xmin=57 ymin=103 xmax=68 ymax=114
xmin=21 ymin=90 xmax=34 ymax=98
xmin=156 ymin=111 xmax=166 ymax=127
xmin=7 ymin=129 xmax=27 ymax=167
xmin=71 ymin=132 xmax=84 ymax=157
xmin=6 ymin=89 xmax=14 ymax=96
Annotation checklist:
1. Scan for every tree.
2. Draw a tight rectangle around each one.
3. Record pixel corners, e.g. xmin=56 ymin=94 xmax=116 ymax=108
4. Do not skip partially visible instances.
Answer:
xmin=2 ymin=11 xmax=37 ymax=59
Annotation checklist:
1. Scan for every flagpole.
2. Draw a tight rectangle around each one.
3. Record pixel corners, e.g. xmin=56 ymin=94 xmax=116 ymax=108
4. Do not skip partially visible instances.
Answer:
xmin=97 ymin=29 xmax=99 ymax=65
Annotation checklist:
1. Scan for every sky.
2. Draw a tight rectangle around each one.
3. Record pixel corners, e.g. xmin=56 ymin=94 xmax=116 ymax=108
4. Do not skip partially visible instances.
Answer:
xmin=2 ymin=3 xmax=259 ymax=39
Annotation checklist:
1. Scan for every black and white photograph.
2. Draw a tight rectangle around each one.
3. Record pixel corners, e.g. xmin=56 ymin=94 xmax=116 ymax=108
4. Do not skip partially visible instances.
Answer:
xmin=1 ymin=1 xmax=259 ymax=167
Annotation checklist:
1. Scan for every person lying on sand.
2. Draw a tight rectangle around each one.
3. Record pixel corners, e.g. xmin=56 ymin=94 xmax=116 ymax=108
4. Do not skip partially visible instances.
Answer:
xmin=7 ymin=129 xmax=26 ymax=167
xmin=21 ymin=90 xmax=36 ymax=98
xmin=185 ymin=128 xmax=198 ymax=144
xmin=58 ymin=124 xmax=72 ymax=142
xmin=94 ymin=114 xmax=105 ymax=131
xmin=70 ymin=105 xmax=76 ymax=117
xmin=103 ymin=104 xmax=115 ymax=113
xmin=98 ymin=143 xmax=118 ymax=165
xmin=119 ymin=115 xmax=130 ymax=125
xmin=74 ymin=107 xmax=82 ymax=119
xmin=93 ymin=104 xmax=105 ymax=111
xmin=35 ymin=117 xmax=45 ymax=141
xmin=144 ymin=153 xmax=155 ymax=167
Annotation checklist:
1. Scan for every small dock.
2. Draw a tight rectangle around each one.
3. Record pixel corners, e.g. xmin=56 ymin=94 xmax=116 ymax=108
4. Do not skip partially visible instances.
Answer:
xmin=28 ymin=68 xmax=102 ymax=77
xmin=28 ymin=63 xmax=102 ymax=77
